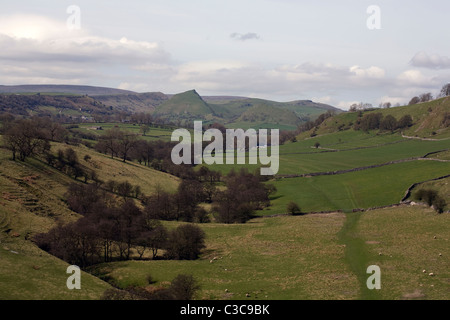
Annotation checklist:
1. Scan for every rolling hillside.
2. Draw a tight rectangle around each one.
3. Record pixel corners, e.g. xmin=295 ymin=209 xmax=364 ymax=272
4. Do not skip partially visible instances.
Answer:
xmin=94 ymin=92 xmax=169 ymax=113
xmin=0 ymin=85 xmax=340 ymax=129
xmin=311 ymin=97 xmax=450 ymax=139
xmin=0 ymin=138 xmax=181 ymax=299
xmin=1 ymin=86 xmax=448 ymax=301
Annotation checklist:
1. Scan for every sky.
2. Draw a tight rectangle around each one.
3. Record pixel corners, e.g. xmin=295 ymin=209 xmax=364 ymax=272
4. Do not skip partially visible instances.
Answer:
xmin=1 ymin=0 xmax=450 ymax=110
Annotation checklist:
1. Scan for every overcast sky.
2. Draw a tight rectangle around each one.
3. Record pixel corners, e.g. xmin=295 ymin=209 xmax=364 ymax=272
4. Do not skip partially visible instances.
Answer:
xmin=1 ymin=0 xmax=450 ymax=109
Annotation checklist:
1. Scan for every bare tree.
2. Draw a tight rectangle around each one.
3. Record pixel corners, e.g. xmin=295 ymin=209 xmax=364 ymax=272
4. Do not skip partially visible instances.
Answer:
xmin=3 ymin=119 xmax=50 ymax=161
xmin=117 ymin=132 xmax=138 ymax=162
xmin=140 ymin=124 xmax=150 ymax=136
xmin=439 ymin=83 xmax=450 ymax=97
xmin=419 ymin=92 xmax=433 ymax=103
xmin=101 ymin=127 xmax=122 ymax=158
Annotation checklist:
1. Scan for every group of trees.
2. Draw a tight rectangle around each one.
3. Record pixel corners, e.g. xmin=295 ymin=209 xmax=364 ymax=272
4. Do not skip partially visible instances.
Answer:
xmin=144 ymin=179 xmax=213 ymax=223
xmin=94 ymin=127 xmax=139 ymax=162
xmin=1 ymin=117 xmax=68 ymax=161
xmin=353 ymin=112 xmax=413 ymax=132
xmin=48 ymin=147 xmax=86 ymax=180
xmin=408 ymin=84 xmax=450 ymax=106
xmin=142 ymin=168 xmax=274 ymax=224
xmin=34 ymin=157 xmax=273 ymax=268
xmin=408 ymin=93 xmax=434 ymax=106
xmin=212 ymin=169 xmax=276 ymax=223
xmin=348 ymin=102 xmax=375 ymax=112
xmin=93 ymin=127 xmax=196 ymax=178
xmin=35 ymin=182 xmax=206 ymax=267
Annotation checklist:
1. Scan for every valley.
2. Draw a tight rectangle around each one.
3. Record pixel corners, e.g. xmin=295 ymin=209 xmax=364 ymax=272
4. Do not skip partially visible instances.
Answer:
xmin=0 ymin=86 xmax=449 ymax=301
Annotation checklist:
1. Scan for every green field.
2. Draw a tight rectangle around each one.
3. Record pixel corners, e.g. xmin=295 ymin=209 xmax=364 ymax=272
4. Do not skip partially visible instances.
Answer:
xmin=355 ymin=206 xmax=449 ymax=300
xmin=277 ymin=138 xmax=449 ymax=176
xmin=87 ymin=205 xmax=449 ymax=300
xmin=264 ymin=160 xmax=450 ymax=215
xmin=89 ymin=213 xmax=357 ymax=300
xmin=74 ymin=123 xmax=177 ymax=142
xmin=204 ymin=130 xmax=449 ymax=176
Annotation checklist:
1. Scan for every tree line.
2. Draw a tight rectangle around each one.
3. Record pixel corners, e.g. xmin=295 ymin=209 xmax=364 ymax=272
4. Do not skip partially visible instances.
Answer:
xmin=34 ymin=182 xmax=207 ymax=267
xmin=33 ymin=165 xmax=273 ymax=267
xmin=353 ymin=112 xmax=413 ymax=132
xmin=1 ymin=116 xmax=67 ymax=161
xmin=1 ymin=116 xmax=272 ymax=224
xmin=408 ymin=84 xmax=450 ymax=106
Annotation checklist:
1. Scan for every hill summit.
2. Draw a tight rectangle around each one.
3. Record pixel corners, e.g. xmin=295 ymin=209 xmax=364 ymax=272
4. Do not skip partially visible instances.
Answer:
xmin=154 ymin=89 xmax=215 ymax=120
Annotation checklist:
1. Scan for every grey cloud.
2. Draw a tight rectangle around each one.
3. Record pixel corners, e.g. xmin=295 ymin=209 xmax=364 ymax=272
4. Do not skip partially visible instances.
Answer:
xmin=0 ymin=35 xmax=170 ymax=65
xmin=0 ymin=32 xmax=173 ymax=86
xmin=230 ymin=32 xmax=260 ymax=41
xmin=410 ymin=52 xmax=450 ymax=69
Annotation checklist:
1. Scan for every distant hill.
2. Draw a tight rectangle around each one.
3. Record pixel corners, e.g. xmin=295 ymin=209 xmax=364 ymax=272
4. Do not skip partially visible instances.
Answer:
xmin=153 ymin=90 xmax=340 ymax=129
xmin=0 ymin=85 xmax=135 ymax=96
xmin=94 ymin=92 xmax=169 ymax=113
xmin=310 ymin=97 xmax=450 ymax=139
xmin=154 ymin=89 xmax=216 ymax=120
xmin=0 ymin=93 xmax=110 ymax=119
xmin=0 ymin=84 xmax=341 ymax=129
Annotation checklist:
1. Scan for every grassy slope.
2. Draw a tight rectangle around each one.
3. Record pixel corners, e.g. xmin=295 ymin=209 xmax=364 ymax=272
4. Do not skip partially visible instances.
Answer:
xmin=356 ymin=206 xmax=450 ymax=300
xmin=74 ymin=123 xmax=177 ymax=142
xmin=91 ymin=205 xmax=449 ymax=300
xmin=316 ymin=97 xmax=450 ymax=139
xmin=51 ymin=142 xmax=180 ymax=195
xmin=154 ymin=90 xmax=215 ymax=119
xmin=0 ymin=140 xmax=180 ymax=299
xmin=0 ymin=151 xmax=112 ymax=299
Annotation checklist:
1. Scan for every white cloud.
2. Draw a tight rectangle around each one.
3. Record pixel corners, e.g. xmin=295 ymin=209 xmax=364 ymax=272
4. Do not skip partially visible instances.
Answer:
xmin=410 ymin=52 xmax=450 ymax=69
xmin=350 ymin=65 xmax=385 ymax=80
xmin=0 ymin=14 xmax=172 ymax=85
xmin=397 ymin=69 xmax=435 ymax=86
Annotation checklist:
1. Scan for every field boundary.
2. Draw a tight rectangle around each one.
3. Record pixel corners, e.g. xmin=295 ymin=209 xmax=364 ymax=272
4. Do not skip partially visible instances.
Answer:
xmin=276 ymin=157 xmax=421 ymax=179
xmin=280 ymin=138 xmax=408 ymax=156
xmin=401 ymin=174 xmax=450 ymax=202
xmin=401 ymin=134 xmax=450 ymax=141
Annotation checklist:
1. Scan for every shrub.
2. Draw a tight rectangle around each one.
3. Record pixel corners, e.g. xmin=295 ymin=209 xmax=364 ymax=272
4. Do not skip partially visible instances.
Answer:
xmin=415 ymin=188 xmax=438 ymax=206
xmin=164 ymin=224 xmax=206 ymax=260
xmin=168 ymin=274 xmax=200 ymax=300
xmin=397 ymin=114 xmax=413 ymax=129
xmin=415 ymin=188 xmax=447 ymax=213
xmin=287 ymin=201 xmax=301 ymax=215
xmin=433 ymin=196 xmax=446 ymax=214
